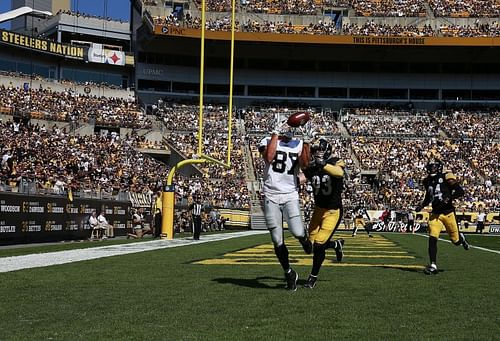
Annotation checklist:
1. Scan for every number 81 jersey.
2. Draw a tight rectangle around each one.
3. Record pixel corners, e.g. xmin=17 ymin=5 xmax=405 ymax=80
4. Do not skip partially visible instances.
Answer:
xmin=259 ymin=137 xmax=303 ymax=196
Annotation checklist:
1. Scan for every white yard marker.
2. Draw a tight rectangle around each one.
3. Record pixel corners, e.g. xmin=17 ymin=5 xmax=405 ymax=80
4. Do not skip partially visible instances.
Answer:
xmin=0 ymin=231 xmax=268 ymax=273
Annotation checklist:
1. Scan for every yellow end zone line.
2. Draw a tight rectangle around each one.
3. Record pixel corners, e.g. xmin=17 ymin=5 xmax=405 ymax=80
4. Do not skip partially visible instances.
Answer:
xmin=194 ymin=259 xmax=424 ymax=269
xmin=223 ymin=253 xmax=415 ymax=259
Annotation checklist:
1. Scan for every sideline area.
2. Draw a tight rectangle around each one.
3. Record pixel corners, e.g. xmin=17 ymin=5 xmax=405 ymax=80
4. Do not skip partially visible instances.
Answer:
xmin=413 ymin=233 xmax=500 ymax=255
xmin=0 ymin=230 xmax=268 ymax=273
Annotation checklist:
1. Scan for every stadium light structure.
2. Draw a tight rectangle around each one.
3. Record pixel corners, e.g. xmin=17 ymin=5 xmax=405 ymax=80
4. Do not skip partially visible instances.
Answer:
xmin=0 ymin=6 xmax=52 ymax=24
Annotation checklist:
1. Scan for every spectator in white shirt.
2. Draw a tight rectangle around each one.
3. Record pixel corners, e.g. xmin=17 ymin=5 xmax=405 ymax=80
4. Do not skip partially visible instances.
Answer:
xmin=97 ymin=211 xmax=114 ymax=238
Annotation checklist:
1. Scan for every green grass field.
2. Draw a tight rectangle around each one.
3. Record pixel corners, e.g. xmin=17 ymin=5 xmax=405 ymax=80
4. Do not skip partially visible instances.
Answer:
xmin=1 ymin=232 xmax=499 ymax=340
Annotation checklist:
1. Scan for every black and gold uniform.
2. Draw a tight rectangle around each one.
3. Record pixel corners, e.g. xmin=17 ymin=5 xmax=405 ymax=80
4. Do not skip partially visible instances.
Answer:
xmin=352 ymin=206 xmax=372 ymax=237
xmin=302 ymin=138 xmax=345 ymax=288
xmin=417 ymin=160 xmax=469 ymax=275
xmin=304 ymin=156 xmax=344 ymax=244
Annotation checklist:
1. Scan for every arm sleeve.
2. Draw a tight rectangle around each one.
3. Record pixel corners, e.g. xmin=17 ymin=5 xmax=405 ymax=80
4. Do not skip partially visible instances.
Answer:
xmin=322 ymin=158 xmax=345 ymax=178
xmin=420 ymin=178 xmax=432 ymax=207
xmin=323 ymin=164 xmax=344 ymax=178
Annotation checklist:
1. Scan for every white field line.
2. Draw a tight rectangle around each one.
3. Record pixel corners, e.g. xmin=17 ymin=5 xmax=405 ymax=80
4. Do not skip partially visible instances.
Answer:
xmin=0 ymin=230 xmax=268 ymax=273
xmin=414 ymin=233 xmax=500 ymax=255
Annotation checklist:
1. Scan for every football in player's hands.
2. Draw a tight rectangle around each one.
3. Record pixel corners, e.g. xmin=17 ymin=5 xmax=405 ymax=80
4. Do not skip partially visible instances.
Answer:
xmin=287 ymin=111 xmax=310 ymax=127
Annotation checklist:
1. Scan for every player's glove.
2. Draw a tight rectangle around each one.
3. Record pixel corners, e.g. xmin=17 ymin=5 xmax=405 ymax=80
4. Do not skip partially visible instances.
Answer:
xmin=271 ymin=119 xmax=287 ymax=136
xmin=299 ymin=125 xmax=318 ymax=144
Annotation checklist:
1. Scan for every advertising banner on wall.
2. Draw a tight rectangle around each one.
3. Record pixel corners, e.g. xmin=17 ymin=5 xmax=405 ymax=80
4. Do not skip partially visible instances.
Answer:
xmin=0 ymin=192 xmax=131 ymax=245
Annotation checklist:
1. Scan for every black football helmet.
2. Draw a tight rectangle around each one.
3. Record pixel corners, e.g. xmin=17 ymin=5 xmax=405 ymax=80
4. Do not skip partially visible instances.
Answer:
xmin=311 ymin=138 xmax=332 ymax=161
xmin=426 ymin=159 xmax=443 ymax=176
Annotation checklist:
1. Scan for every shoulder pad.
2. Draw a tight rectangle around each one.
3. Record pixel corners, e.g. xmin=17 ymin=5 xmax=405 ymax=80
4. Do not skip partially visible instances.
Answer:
xmin=444 ymin=172 xmax=457 ymax=181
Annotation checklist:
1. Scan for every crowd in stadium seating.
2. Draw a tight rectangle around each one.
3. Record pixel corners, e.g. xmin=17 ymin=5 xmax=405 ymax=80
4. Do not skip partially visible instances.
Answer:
xmin=243 ymin=0 xmax=318 ymax=15
xmin=153 ymin=14 xmax=500 ymax=37
xmin=431 ymin=110 xmax=499 ymax=139
xmin=0 ymin=84 xmax=150 ymax=129
xmin=56 ymin=9 xmax=126 ymax=23
xmin=154 ymin=102 xmax=250 ymax=208
xmin=241 ymin=105 xmax=498 ymax=211
xmin=0 ymin=70 xmax=125 ymax=91
xmin=343 ymin=113 xmax=439 ymax=137
xmin=342 ymin=22 xmax=434 ymax=36
xmin=0 ymin=116 xmax=247 ymax=208
xmin=347 ymin=115 xmax=499 ymax=210
xmin=1 ymin=87 xmax=497 ymax=213
xmin=428 ymin=0 xmax=500 ymax=17
xmin=350 ymin=0 xmax=426 ymax=17
xmin=149 ymin=0 xmax=500 ymax=19
xmin=0 ymin=120 xmax=168 ymax=196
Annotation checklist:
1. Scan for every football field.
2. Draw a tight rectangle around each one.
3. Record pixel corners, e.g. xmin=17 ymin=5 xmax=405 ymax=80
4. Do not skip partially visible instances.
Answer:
xmin=1 ymin=231 xmax=499 ymax=340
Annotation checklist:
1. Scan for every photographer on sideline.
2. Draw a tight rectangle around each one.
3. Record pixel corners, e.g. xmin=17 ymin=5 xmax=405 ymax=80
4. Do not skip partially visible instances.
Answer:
xmin=128 ymin=207 xmax=151 ymax=239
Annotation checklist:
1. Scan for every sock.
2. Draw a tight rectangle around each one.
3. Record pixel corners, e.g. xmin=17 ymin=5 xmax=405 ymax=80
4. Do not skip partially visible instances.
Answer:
xmin=352 ymin=227 xmax=358 ymax=235
xmin=274 ymin=244 xmax=290 ymax=272
xmin=311 ymin=243 xmax=326 ymax=276
xmin=428 ymin=236 xmax=438 ymax=264
xmin=325 ymin=239 xmax=336 ymax=249
xmin=299 ymin=236 xmax=312 ymax=254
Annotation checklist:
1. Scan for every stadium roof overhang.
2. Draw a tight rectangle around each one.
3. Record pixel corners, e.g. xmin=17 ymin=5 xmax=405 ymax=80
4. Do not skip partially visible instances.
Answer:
xmin=0 ymin=6 xmax=52 ymax=23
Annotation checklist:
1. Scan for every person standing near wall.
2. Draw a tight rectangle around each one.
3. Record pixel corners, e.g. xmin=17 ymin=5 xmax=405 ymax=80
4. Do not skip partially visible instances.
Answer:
xmin=152 ymin=191 xmax=163 ymax=238
xmin=190 ymin=196 xmax=203 ymax=240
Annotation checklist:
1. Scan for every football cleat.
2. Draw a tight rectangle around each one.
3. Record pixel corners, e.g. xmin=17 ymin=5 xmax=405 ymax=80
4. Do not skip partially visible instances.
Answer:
xmin=424 ymin=264 xmax=438 ymax=275
xmin=460 ymin=233 xmax=470 ymax=250
xmin=285 ymin=268 xmax=298 ymax=291
xmin=334 ymin=239 xmax=344 ymax=262
xmin=303 ymin=275 xmax=318 ymax=289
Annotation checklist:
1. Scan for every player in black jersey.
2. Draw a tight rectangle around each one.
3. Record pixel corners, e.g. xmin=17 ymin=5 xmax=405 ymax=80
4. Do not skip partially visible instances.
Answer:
xmin=302 ymin=138 xmax=345 ymax=288
xmin=416 ymin=159 xmax=470 ymax=275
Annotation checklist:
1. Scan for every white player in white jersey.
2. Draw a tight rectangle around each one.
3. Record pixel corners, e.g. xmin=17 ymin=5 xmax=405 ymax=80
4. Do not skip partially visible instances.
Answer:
xmin=258 ymin=125 xmax=313 ymax=291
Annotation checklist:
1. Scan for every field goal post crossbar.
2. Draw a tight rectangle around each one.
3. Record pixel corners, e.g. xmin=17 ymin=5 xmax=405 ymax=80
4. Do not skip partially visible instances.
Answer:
xmin=161 ymin=0 xmax=236 ymax=239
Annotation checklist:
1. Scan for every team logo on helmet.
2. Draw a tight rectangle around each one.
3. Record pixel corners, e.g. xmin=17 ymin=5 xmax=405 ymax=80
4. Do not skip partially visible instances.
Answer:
xmin=311 ymin=138 xmax=332 ymax=161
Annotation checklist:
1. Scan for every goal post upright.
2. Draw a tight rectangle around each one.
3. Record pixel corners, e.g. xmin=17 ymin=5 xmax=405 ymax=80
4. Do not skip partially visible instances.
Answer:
xmin=160 ymin=0 xmax=236 ymax=239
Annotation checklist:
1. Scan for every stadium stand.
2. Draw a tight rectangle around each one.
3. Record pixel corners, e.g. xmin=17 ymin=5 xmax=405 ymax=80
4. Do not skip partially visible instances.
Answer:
xmin=0 ymin=83 xmax=150 ymax=129
xmin=240 ymin=106 xmax=499 ymax=212
xmin=428 ymin=0 xmax=500 ymax=17
xmin=350 ymin=0 xmax=427 ymax=17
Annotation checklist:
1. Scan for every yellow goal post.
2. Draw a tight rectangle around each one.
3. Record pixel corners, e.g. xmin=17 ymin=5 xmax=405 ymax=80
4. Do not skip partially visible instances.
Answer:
xmin=161 ymin=0 xmax=237 ymax=239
